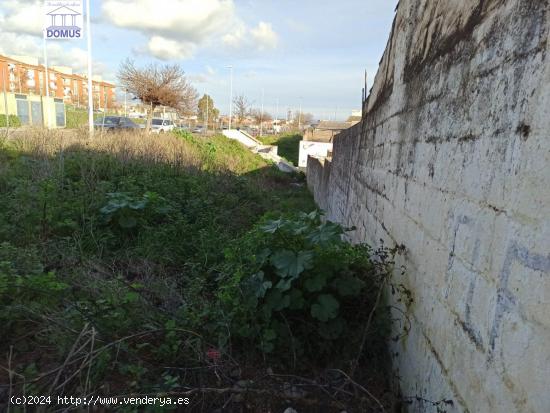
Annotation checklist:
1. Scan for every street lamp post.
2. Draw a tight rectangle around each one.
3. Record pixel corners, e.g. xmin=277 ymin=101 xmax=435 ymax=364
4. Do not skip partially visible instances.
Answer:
xmin=260 ymin=88 xmax=264 ymax=137
xmin=298 ymin=97 xmax=302 ymax=130
xmin=205 ymin=91 xmax=209 ymax=134
xmin=226 ymin=65 xmax=233 ymax=130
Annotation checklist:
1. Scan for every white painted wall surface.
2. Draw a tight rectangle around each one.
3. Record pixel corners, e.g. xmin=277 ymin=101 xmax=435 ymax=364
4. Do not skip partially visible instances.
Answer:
xmin=299 ymin=141 xmax=333 ymax=168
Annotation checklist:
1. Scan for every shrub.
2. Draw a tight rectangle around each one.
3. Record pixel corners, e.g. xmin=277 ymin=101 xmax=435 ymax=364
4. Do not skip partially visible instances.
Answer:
xmin=258 ymin=133 xmax=301 ymax=165
xmin=65 ymin=109 xmax=88 ymax=128
xmin=173 ymin=129 xmax=194 ymax=141
xmin=219 ymin=211 xmax=392 ymax=364
xmin=0 ymin=114 xmax=21 ymax=127
xmin=99 ymin=191 xmax=173 ymax=231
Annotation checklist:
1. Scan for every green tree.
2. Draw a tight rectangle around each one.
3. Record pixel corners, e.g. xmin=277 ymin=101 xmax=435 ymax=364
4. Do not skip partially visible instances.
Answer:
xmin=197 ymin=94 xmax=219 ymax=123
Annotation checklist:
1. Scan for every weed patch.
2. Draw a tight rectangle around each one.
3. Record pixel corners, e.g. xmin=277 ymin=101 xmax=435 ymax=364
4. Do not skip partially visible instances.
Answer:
xmin=0 ymin=130 xmax=396 ymax=411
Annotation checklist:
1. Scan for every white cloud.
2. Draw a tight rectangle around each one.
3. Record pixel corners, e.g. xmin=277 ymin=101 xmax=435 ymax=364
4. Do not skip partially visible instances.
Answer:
xmin=0 ymin=0 xmax=43 ymax=36
xmin=102 ymin=0 xmax=278 ymax=59
xmin=144 ymin=36 xmax=195 ymax=60
xmin=222 ymin=24 xmax=246 ymax=48
xmin=102 ymin=0 xmax=233 ymax=42
xmin=223 ymin=21 xmax=278 ymax=52
xmin=250 ymin=22 xmax=278 ymax=51
xmin=187 ymin=65 xmax=218 ymax=84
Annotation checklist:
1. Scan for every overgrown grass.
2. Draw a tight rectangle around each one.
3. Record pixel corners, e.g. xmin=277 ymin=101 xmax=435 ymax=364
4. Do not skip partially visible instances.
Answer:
xmin=258 ymin=133 xmax=302 ymax=166
xmin=0 ymin=129 xmax=395 ymax=411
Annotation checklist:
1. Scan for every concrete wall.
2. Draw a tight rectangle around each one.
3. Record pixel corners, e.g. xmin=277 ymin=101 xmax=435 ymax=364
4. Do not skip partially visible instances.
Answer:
xmin=222 ymin=129 xmax=262 ymax=148
xmin=307 ymin=1 xmax=550 ymax=411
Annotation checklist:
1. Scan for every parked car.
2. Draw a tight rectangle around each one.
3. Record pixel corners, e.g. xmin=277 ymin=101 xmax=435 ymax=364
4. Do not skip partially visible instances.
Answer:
xmin=151 ymin=118 xmax=175 ymax=134
xmin=193 ymin=125 xmax=204 ymax=133
xmin=94 ymin=116 xmax=140 ymax=131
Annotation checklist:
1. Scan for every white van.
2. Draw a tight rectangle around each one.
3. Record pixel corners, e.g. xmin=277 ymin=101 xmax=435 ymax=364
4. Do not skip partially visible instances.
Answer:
xmin=151 ymin=118 xmax=175 ymax=134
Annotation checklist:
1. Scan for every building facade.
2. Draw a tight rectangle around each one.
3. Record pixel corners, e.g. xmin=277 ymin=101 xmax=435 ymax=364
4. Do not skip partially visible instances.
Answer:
xmin=0 ymin=54 xmax=115 ymax=110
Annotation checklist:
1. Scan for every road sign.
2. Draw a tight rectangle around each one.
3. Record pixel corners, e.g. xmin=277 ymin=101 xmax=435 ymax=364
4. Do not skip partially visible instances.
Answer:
xmin=44 ymin=1 xmax=83 ymax=40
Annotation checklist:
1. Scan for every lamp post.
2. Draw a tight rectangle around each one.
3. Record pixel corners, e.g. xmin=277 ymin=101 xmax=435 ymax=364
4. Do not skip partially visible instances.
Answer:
xmin=298 ymin=97 xmax=302 ymax=130
xmin=260 ymin=88 xmax=264 ymax=137
xmin=85 ymin=0 xmax=94 ymax=136
xmin=226 ymin=65 xmax=233 ymax=130
xmin=205 ymin=90 xmax=209 ymax=134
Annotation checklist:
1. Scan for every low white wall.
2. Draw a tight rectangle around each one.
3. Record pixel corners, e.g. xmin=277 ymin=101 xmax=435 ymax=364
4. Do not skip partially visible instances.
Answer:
xmin=298 ymin=140 xmax=333 ymax=168
xmin=222 ymin=129 xmax=261 ymax=148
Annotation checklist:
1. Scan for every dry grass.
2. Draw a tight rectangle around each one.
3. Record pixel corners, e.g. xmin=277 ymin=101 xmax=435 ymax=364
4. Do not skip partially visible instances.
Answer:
xmin=1 ymin=128 xmax=207 ymax=172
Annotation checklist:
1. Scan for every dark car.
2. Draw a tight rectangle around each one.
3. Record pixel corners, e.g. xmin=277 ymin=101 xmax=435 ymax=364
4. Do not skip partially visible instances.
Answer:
xmin=94 ymin=116 xmax=140 ymax=131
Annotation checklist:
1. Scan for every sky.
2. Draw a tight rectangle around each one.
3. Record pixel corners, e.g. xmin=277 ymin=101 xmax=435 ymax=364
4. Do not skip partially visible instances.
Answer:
xmin=0 ymin=0 xmax=398 ymax=120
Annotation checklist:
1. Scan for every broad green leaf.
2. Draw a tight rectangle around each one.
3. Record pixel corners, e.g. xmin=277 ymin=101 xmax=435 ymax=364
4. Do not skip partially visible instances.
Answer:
xmin=254 ymin=248 xmax=271 ymax=266
xmin=331 ymin=275 xmax=365 ymax=296
xmin=270 ymin=250 xmax=314 ymax=279
xmin=129 ymin=200 xmax=147 ymax=210
xmin=247 ymin=271 xmax=272 ymax=298
xmin=304 ymin=272 xmax=328 ymax=292
xmin=265 ymin=289 xmax=290 ymax=312
xmin=100 ymin=204 xmax=118 ymax=214
xmin=260 ymin=218 xmax=284 ymax=234
xmin=124 ymin=291 xmax=140 ymax=303
xmin=306 ymin=222 xmax=344 ymax=246
xmin=310 ymin=294 xmax=340 ymax=321
xmin=275 ymin=278 xmax=293 ymax=292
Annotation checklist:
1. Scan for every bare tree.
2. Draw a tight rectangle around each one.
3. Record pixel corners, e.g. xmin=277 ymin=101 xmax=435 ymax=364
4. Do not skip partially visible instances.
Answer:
xmin=292 ymin=111 xmax=314 ymax=128
xmin=232 ymin=94 xmax=251 ymax=126
xmin=118 ymin=59 xmax=197 ymax=131
xmin=250 ymin=109 xmax=272 ymax=125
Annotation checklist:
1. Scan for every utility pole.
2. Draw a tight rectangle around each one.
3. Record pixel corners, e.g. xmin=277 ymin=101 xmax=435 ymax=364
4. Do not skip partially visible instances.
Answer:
xmin=43 ymin=35 xmax=50 ymax=98
xmin=205 ymin=92 xmax=209 ymax=134
xmin=260 ymin=88 xmax=264 ymax=137
xmin=86 ymin=0 xmax=94 ymax=136
xmin=227 ymin=65 xmax=233 ymax=130
xmin=275 ymin=97 xmax=279 ymax=133
xmin=2 ymin=66 xmax=9 ymax=136
xmin=298 ymin=97 xmax=302 ymax=130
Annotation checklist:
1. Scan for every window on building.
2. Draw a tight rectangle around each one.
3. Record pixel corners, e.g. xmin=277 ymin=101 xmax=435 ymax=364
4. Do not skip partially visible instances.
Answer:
xmin=31 ymin=101 xmax=43 ymax=126
xmin=16 ymin=97 xmax=30 ymax=125
xmin=55 ymin=99 xmax=65 ymax=127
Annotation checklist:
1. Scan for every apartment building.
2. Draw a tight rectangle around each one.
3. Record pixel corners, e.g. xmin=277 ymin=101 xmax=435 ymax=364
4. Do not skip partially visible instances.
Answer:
xmin=0 ymin=54 xmax=116 ymax=110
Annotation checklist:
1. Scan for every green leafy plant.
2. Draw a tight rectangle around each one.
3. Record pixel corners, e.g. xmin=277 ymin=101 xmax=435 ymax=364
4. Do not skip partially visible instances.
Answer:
xmin=0 ymin=114 xmax=21 ymax=128
xmin=220 ymin=211 xmax=391 ymax=361
xmin=99 ymin=191 xmax=172 ymax=230
xmin=173 ymin=129 xmax=194 ymax=141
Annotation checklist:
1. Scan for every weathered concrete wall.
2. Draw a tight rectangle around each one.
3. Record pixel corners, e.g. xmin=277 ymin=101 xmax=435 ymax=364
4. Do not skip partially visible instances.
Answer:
xmin=307 ymin=1 xmax=550 ymax=411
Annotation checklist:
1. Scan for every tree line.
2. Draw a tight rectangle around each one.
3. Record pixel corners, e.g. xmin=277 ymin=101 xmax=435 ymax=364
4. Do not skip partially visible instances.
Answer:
xmin=118 ymin=60 xmax=313 ymax=131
